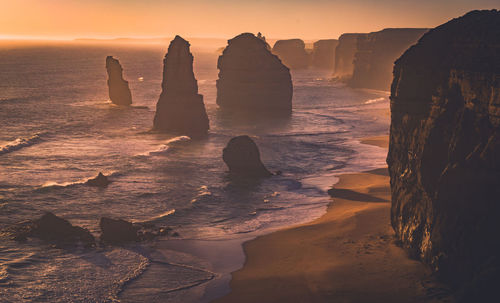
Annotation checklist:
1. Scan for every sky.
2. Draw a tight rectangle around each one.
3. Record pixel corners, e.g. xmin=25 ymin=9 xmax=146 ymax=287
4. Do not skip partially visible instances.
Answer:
xmin=0 ymin=0 xmax=497 ymax=40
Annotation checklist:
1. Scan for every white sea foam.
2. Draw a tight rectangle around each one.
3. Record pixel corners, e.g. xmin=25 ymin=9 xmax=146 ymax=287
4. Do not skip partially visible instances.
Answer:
xmin=0 ymin=134 xmax=43 ymax=155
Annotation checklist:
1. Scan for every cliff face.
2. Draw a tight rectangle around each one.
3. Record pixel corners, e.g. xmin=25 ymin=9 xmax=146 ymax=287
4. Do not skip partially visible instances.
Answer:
xmin=272 ymin=39 xmax=309 ymax=69
xmin=106 ymin=56 xmax=132 ymax=106
xmin=350 ymin=28 xmax=427 ymax=90
xmin=153 ymin=36 xmax=209 ymax=137
xmin=216 ymin=33 xmax=293 ymax=114
xmin=334 ymin=33 xmax=366 ymax=78
xmin=388 ymin=10 xmax=500 ymax=299
xmin=311 ymin=39 xmax=338 ymax=70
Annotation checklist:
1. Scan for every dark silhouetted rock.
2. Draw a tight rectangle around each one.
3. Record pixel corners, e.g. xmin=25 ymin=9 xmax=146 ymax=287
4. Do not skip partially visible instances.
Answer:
xmin=223 ymin=135 xmax=272 ymax=177
xmin=334 ymin=33 xmax=366 ymax=78
xmin=106 ymin=56 xmax=132 ymax=106
xmin=6 ymin=212 xmax=95 ymax=246
xmin=86 ymin=172 xmax=110 ymax=187
xmin=387 ymin=10 xmax=500 ymax=300
xmin=99 ymin=217 xmax=139 ymax=243
xmin=216 ymin=33 xmax=293 ymax=114
xmin=272 ymin=39 xmax=310 ymax=69
xmin=312 ymin=39 xmax=338 ymax=70
xmin=349 ymin=28 xmax=427 ymax=90
xmin=153 ymin=36 xmax=209 ymax=137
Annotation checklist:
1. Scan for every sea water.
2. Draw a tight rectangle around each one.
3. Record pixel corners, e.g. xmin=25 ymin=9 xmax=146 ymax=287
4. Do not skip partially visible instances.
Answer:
xmin=0 ymin=40 xmax=389 ymax=302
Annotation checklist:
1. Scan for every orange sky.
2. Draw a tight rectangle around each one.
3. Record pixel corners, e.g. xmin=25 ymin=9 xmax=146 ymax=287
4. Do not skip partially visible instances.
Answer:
xmin=0 ymin=0 xmax=497 ymax=40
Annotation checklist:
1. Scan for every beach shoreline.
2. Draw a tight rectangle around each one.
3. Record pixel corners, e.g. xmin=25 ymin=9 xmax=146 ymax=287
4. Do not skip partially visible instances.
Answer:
xmin=213 ymin=136 xmax=454 ymax=303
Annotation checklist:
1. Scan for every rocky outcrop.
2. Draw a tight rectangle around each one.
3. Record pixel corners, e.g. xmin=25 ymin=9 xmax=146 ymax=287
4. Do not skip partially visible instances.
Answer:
xmin=6 ymin=212 xmax=95 ymax=246
xmin=350 ymin=28 xmax=427 ymax=90
xmin=311 ymin=39 xmax=338 ymax=70
xmin=153 ymin=36 xmax=209 ymax=138
xmin=223 ymin=135 xmax=272 ymax=177
xmin=106 ymin=56 xmax=132 ymax=106
xmin=334 ymin=33 xmax=366 ymax=78
xmin=99 ymin=217 xmax=138 ymax=243
xmin=272 ymin=39 xmax=310 ymax=69
xmin=216 ymin=33 xmax=293 ymax=114
xmin=86 ymin=172 xmax=110 ymax=187
xmin=387 ymin=10 xmax=500 ymax=300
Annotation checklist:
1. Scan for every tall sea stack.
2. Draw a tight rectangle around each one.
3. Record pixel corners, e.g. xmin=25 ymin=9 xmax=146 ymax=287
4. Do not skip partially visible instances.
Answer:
xmin=153 ymin=36 xmax=209 ymax=137
xmin=387 ymin=10 xmax=500 ymax=300
xmin=349 ymin=28 xmax=427 ymax=90
xmin=311 ymin=39 xmax=338 ymax=70
xmin=216 ymin=33 xmax=293 ymax=114
xmin=106 ymin=56 xmax=132 ymax=106
xmin=272 ymin=39 xmax=309 ymax=69
xmin=334 ymin=33 xmax=366 ymax=78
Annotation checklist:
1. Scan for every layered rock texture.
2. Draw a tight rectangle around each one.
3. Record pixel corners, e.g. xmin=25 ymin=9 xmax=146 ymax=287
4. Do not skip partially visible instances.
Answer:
xmin=350 ymin=28 xmax=427 ymax=90
xmin=216 ymin=33 xmax=293 ymax=114
xmin=272 ymin=39 xmax=310 ymax=69
xmin=387 ymin=10 xmax=500 ymax=299
xmin=311 ymin=39 xmax=338 ymax=70
xmin=106 ymin=56 xmax=132 ymax=106
xmin=153 ymin=36 xmax=209 ymax=137
xmin=334 ymin=33 xmax=366 ymax=78
xmin=223 ymin=136 xmax=272 ymax=177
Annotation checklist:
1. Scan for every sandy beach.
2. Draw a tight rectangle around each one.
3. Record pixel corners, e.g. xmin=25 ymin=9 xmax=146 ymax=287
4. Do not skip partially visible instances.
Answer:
xmin=214 ymin=136 xmax=454 ymax=303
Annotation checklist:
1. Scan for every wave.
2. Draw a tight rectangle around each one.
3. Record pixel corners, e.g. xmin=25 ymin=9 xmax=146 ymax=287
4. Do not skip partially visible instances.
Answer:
xmin=134 ymin=209 xmax=176 ymax=224
xmin=364 ymin=97 xmax=386 ymax=104
xmin=0 ymin=133 xmax=43 ymax=155
xmin=38 ymin=171 xmax=119 ymax=189
xmin=136 ymin=136 xmax=191 ymax=157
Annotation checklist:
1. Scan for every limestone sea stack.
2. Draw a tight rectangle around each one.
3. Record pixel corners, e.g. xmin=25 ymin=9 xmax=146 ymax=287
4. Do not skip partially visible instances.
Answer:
xmin=223 ymin=135 xmax=272 ymax=177
xmin=216 ymin=33 xmax=293 ymax=114
xmin=334 ymin=33 xmax=366 ymax=78
xmin=105 ymin=56 xmax=132 ymax=106
xmin=311 ymin=39 xmax=338 ymax=70
xmin=349 ymin=28 xmax=428 ymax=90
xmin=272 ymin=39 xmax=309 ymax=69
xmin=387 ymin=10 xmax=500 ymax=300
xmin=153 ymin=36 xmax=209 ymax=137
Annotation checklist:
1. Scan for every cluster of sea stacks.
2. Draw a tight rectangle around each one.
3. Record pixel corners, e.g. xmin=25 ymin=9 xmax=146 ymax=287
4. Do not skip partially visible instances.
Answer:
xmin=388 ymin=10 xmax=500 ymax=300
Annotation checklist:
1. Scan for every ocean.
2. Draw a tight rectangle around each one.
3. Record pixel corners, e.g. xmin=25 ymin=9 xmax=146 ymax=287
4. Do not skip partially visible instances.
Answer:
xmin=0 ymin=40 xmax=389 ymax=302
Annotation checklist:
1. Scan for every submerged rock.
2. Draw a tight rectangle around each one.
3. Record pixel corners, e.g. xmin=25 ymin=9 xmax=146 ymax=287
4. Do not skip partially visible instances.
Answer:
xmin=216 ymin=33 xmax=293 ymax=114
xmin=6 ymin=212 xmax=95 ymax=246
xmin=349 ymin=28 xmax=427 ymax=90
xmin=99 ymin=217 xmax=138 ymax=244
xmin=86 ymin=172 xmax=110 ymax=187
xmin=272 ymin=39 xmax=310 ymax=69
xmin=222 ymin=135 xmax=272 ymax=177
xmin=311 ymin=39 xmax=338 ymax=70
xmin=334 ymin=33 xmax=366 ymax=78
xmin=153 ymin=36 xmax=209 ymax=138
xmin=106 ymin=56 xmax=132 ymax=106
xmin=387 ymin=10 xmax=500 ymax=300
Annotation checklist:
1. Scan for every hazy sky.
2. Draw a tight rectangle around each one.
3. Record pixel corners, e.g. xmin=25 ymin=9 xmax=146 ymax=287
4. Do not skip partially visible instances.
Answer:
xmin=0 ymin=0 xmax=497 ymax=40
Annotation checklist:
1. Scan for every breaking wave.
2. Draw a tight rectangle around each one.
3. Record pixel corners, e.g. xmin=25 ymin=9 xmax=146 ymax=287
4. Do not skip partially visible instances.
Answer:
xmin=0 ymin=134 xmax=43 ymax=155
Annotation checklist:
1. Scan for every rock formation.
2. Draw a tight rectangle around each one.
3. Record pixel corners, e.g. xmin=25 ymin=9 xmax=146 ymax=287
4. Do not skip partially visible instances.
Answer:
xmin=349 ymin=28 xmax=427 ymax=90
xmin=106 ymin=56 xmax=132 ymax=106
xmin=216 ymin=33 xmax=293 ymax=114
xmin=6 ymin=212 xmax=95 ymax=246
xmin=153 ymin=36 xmax=209 ymax=138
xmin=334 ymin=33 xmax=366 ymax=78
xmin=86 ymin=172 xmax=110 ymax=187
xmin=387 ymin=10 xmax=500 ymax=300
xmin=223 ymin=135 xmax=272 ymax=177
xmin=311 ymin=39 xmax=338 ymax=70
xmin=272 ymin=39 xmax=310 ymax=69
xmin=99 ymin=217 xmax=138 ymax=243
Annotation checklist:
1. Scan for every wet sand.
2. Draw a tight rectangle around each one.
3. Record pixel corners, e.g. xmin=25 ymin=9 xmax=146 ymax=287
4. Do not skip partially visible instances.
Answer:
xmin=214 ymin=136 xmax=453 ymax=303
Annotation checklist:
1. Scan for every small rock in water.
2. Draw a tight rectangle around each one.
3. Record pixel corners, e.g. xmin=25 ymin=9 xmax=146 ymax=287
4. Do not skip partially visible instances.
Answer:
xmin=6 ymin=212 xmax=95 ymax=247
xmin=99 ymin=217 xmax=139 ymax=244
xmin=223 ymin=135 xmax=272 ymax=177
xmin=86 ymin=172 xmax=110 ymax=187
